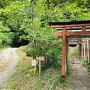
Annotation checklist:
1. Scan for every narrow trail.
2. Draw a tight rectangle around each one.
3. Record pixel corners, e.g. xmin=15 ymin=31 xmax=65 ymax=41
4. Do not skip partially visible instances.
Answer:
xmin=68 ymin=47 xmax=90 ymax=90
xmin=0 ymin=48 xmax=19 ymax=86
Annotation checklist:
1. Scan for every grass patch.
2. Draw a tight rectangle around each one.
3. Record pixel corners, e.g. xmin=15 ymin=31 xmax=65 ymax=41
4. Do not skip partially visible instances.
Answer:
xmin=4 ymin=46 xmax=70 ymax=90
xmin=81 ymin=58 xmax=90 ymax=72
xmin=6 ymin=67 xmax=69 ymax=90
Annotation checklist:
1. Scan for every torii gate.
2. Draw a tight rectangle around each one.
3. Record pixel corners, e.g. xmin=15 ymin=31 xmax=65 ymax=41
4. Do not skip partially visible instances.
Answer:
xmin=49 ymin=20 xmax=90 ymax=79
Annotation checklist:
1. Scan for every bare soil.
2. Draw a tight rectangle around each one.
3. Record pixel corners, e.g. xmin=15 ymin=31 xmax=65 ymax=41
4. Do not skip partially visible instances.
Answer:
xmin=0 ymin=48 xmax=19 ymax=87
xmin=68 ymin=47 xmax=90 ymax=90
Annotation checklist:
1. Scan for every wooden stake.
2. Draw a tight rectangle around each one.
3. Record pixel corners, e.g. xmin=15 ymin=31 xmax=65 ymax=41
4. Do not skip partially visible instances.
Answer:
xmin=39 ymin=60 xmax=41 ymax=76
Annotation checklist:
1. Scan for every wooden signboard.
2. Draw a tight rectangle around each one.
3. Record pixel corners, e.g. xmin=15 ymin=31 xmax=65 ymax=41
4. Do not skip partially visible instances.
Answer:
xmin=32 ymin=59 xmax=37 ymax=66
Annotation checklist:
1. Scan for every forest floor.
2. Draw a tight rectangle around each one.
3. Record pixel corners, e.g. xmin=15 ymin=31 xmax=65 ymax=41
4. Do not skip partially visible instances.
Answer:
xmin=68 ymin=47 xmax=90 ymax=90
xmin=0 ymin=48 xmax=19 ymax=89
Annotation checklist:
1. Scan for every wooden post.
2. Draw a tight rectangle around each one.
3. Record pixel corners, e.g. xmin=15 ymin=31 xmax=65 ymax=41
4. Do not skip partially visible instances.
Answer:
xmin=84 ymin=42 xmax=86 ymax=59
xmin=89 ymin=41 xmax=90 ymax=61
xmin=39 ymin=60 xmax=41 ymax=76
xmin=82 ymin=26 xmax=86 ymax=59
xmin=61 ymin=27 xmax=67 ymax=79
xmin=79 ymin=44 xmax=82 ymax=56
xmin=81 ymin=43 xmax=83 ymax=57
xmin=66 ymin=38 xmax=68 ymax=64
xmin=87 ymin=40 xmax=89 ymax=62
xmin=82 ymin=43 xmax=84 ymax=57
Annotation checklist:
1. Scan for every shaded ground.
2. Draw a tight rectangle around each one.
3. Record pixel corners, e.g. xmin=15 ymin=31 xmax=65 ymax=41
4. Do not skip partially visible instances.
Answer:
xmin=0 ymin=48 xmax=19 ymax=89
xmin=68 ymin=47 xmax=90 ymax=90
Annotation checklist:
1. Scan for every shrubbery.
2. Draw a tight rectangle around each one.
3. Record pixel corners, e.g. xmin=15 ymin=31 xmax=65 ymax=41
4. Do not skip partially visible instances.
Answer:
xmin=0 ymin=21 xmax=14 ymax=48
xmin=26 ymin=34 xmax=62 ymax=69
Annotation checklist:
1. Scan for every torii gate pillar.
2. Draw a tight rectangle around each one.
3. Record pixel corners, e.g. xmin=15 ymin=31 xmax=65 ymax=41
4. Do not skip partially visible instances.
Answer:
xmin=61 ymin=27 xmax=68 ymax=78
xmin=61 ymin=27 xmax=67 ymax=78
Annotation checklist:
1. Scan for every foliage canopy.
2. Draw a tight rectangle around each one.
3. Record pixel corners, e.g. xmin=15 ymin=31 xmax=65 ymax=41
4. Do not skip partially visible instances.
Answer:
xmin=0 ymin=0 xmax=90 ymax=65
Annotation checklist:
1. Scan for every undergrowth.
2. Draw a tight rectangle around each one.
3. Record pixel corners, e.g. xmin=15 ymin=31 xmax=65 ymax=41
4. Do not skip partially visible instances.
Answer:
xmin=4 ymin=46 xmax=70 ymax=90
xmin=6 ymin=62 xmax=68 ymax=90
xmin=81 ymin=58 xmax=90 ymax=72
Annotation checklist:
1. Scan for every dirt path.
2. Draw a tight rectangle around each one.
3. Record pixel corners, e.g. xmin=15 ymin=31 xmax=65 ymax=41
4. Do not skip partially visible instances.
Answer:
xmin=68 ymin=48 xmax=90 ymax=90
xmin=0 ymin=48 xmax=19 ymax=85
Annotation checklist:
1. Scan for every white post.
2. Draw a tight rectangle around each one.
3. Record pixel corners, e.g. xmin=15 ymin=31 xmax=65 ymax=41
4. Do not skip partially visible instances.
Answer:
xmin=87 ymin=40 xmax=89 ymax=62
xmin=84 ymin=41 xmax=86 ymax=60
